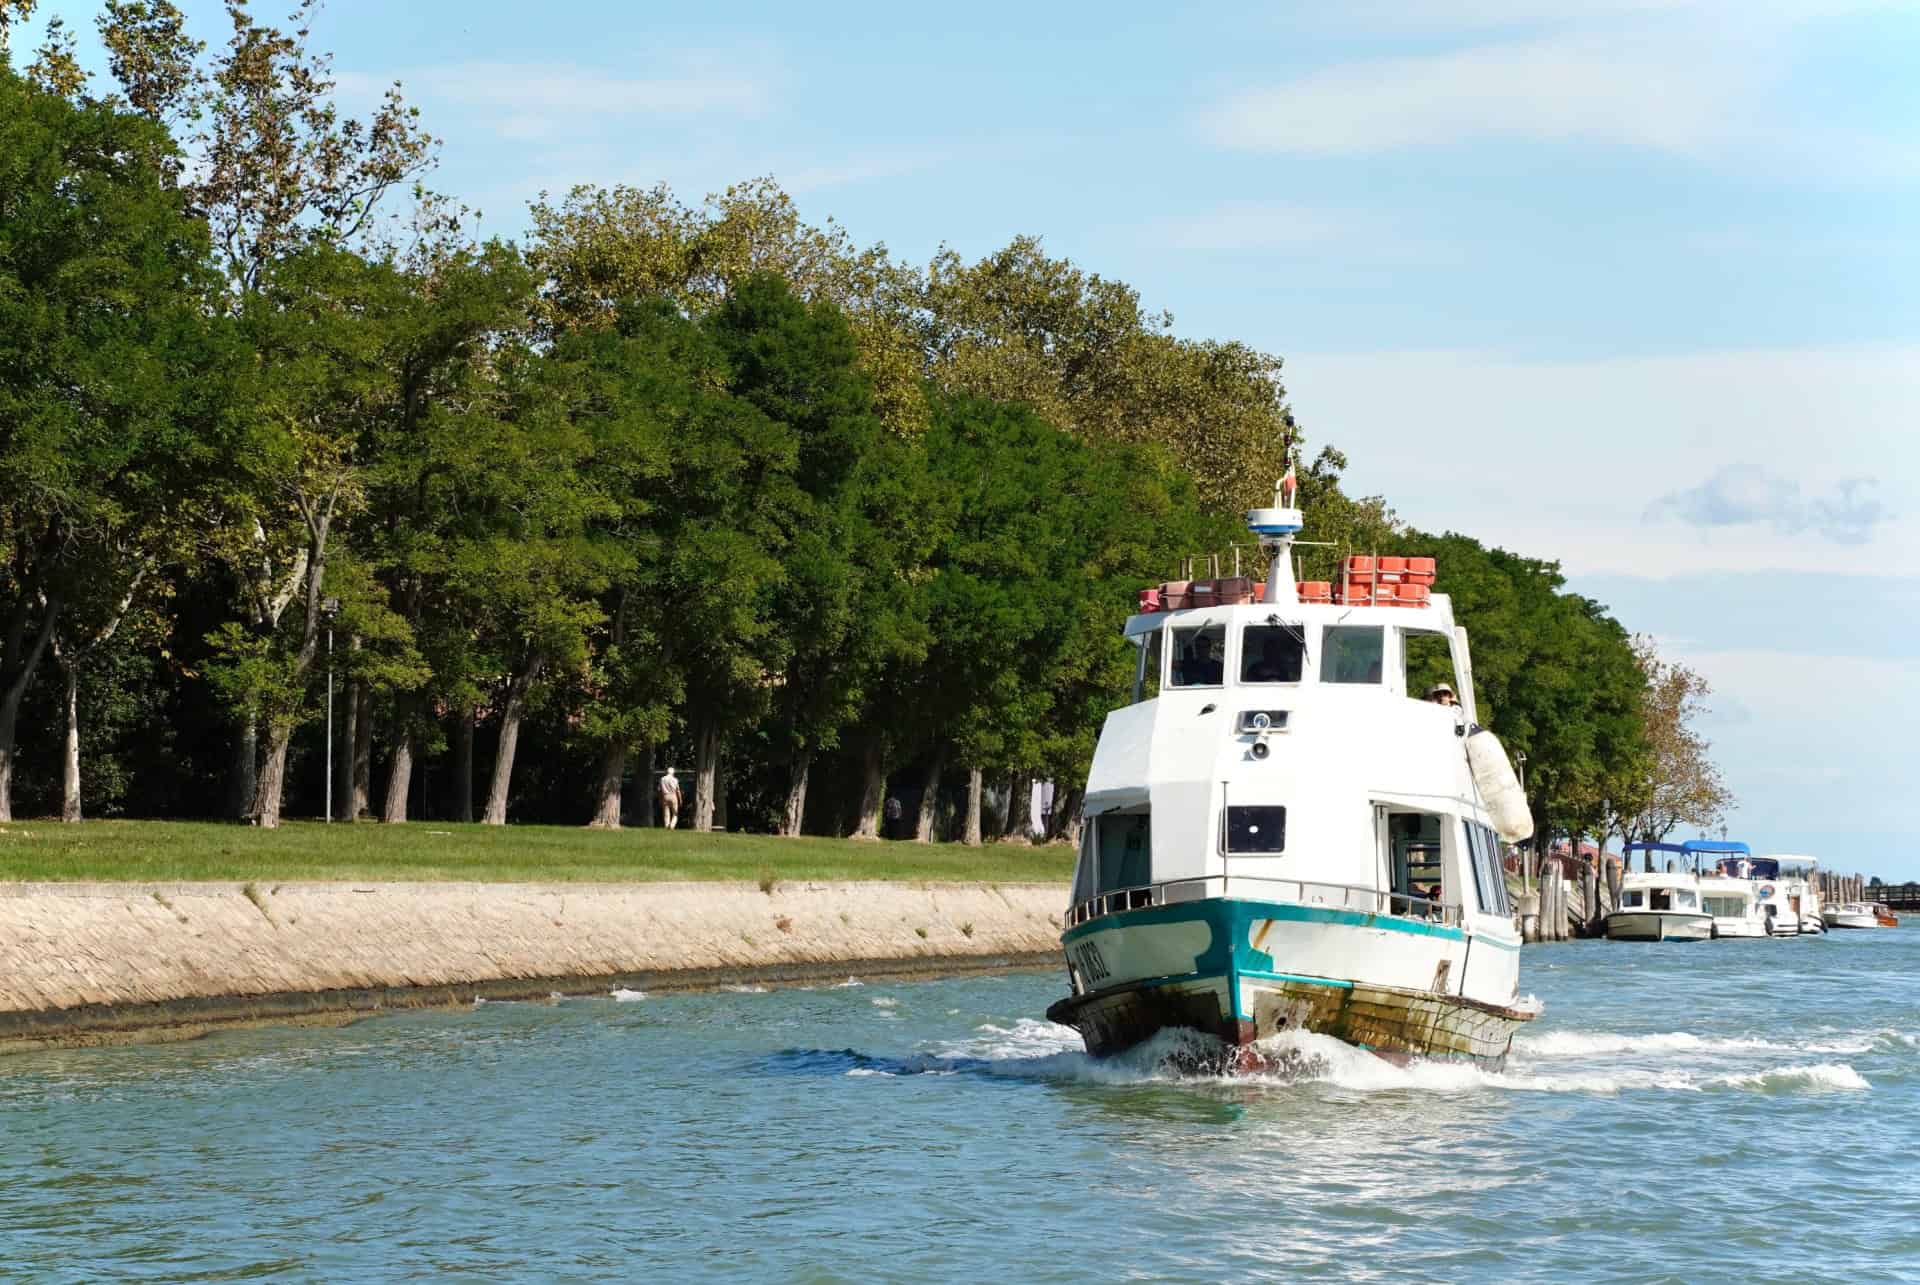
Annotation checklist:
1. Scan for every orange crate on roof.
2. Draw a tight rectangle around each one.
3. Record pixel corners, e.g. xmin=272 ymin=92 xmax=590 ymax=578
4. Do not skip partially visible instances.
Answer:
xmin=1214 ymin=576 xmax=1255 ymax=604
xmin=1297 ymin=580 xmax=1332 ymax=603
xmin=1398 ymin=583 xmax=1431 ymax=607
xmin=1160 ymin=579 xmax=1191 ymax=610
xmin=1378 ymin=555 xmax=1407 ymax=582
xmin=1344 ymin=555 xmax=1376 ymax=583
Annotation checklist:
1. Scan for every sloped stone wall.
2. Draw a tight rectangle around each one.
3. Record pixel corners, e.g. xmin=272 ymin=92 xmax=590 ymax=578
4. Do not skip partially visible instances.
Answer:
xmin=0 ymin=880 xmax=1068 ymax=1048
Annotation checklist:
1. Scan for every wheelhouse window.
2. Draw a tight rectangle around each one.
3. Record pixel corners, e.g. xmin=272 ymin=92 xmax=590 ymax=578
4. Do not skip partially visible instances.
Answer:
xmin=1169 ymin=624 xmax=1225 ymax=687
xmin=1225 ymin=805 xmax=1286 ymax=854
xmin=1385 ymin=811 xmax=1444 ymax=913
xmin=1622 ymin=890 xmax=1644 ymax=908
xmin=1131 ymin=629 xmax=1162 ymax=703
xmin=1321 ymin=626 xmax=1383 ymax=685
xmin=1462 ymin=820 xmax=1512 ymax=916
xmin=1092 ymin=811 xmax=1152 ymax=893
xmin=1240 ymin=624 xmax=1305 ymax=684
xmin=1402 ymin=630 xmax=1453 ymax=701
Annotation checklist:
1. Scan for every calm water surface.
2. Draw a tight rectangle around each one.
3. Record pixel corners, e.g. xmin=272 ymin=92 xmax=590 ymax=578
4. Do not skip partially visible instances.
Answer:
xmin=3 ymin=930 xmax=1918 ymax=1282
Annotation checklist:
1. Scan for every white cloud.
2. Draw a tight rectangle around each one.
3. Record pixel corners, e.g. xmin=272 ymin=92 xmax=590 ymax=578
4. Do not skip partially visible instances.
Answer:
xmin=339 ymin=61 xmax=772 ymax=143
xmin=1202 ymin=30 xmax=1747 ymax=156
xmin=1199 ymin=4 xmax=1907 ymax=168
xmin=1284 ymin=344 xmax=1920 ymax=576
xmin=1652 ymin=464 xmax=1892 ymax=545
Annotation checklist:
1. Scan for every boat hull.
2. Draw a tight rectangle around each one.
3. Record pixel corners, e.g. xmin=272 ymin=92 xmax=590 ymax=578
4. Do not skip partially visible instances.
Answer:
xmin=1824 ymin=912 xmax=1877 ymax=930
xmin=1710 ymin=917 xmax=1768 ymax=939
xmin=1603 ymin=910 xmax=1713 ymax=942
xmin=1047 ymin=897 xmax=1533 ymax=1071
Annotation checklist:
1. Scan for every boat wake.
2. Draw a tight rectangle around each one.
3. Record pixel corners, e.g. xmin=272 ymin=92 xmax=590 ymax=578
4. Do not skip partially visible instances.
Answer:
xmin=767 ymin=1018 xmax=1881 ymax=1096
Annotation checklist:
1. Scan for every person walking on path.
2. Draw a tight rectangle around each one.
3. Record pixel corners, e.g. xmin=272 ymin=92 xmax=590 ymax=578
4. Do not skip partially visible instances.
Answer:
xmin=657 ymin=768 xmax=682 ymax=830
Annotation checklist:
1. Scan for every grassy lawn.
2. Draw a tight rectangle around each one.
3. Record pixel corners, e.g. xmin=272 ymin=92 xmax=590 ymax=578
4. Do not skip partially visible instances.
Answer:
xmin=0 ymin=819 xmax=1077 ymax=885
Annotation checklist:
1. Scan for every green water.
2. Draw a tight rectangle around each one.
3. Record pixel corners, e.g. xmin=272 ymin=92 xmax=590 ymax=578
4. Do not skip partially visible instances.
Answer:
xmin=3 ymin=931 xmax=1917 ymax=1281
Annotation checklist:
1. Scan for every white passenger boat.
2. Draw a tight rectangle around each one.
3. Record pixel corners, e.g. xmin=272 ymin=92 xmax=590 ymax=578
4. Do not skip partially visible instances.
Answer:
xmin=1047 ymin=468 xmax=1538 ymax=1072
xmin=1688 ymin=839 xmax=1769 ymax=939
xmin=1605 ymin=855 xmax=1714 ymax=942
xmin=1768 ymin=855 xmax=1825 ymax=935
xmin=1823 ymin=902 xmax=1879 ymax=930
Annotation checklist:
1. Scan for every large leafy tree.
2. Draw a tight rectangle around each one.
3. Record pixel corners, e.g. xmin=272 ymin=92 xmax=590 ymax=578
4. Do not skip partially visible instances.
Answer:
xmin=0 ymin=62 xmax=225 ymax=821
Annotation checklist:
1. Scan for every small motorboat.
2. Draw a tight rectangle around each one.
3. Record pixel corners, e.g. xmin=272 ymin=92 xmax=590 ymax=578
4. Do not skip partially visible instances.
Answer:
xmin=1874 ymin=903 xmax=1900 ymax=928
xmin=1606 ymin=860 xmax=1713 ymax=941
xmin=1823 ymin=902 xmax=1879 ymax=930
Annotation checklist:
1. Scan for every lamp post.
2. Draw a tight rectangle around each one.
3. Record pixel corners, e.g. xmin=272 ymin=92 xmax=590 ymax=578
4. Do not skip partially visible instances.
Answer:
xmin=323 ymin=597 xmax=340 ymax=822
xmin=1515 ymin=751 xmax=1529 ymax=892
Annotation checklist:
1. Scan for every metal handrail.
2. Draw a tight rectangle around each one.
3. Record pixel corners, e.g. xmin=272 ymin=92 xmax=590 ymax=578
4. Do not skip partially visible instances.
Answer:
xmin=1066 ymin=877 xmax=1462 ymax=930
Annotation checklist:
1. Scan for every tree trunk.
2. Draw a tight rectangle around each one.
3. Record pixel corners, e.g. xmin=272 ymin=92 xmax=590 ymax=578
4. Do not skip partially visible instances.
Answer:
xmin=351 ymin=678 xmax=372 ymax=818
xmin=0 ymin=596 xmax=59 ymax=824
xmin=455 ymin=707 xmax=475 ymax=823
xmin=629 ymin=742 xmax=655 ymax=829
xmin=964 ymin=766 xmax=984 ymax=846
xmin=1050 ymin=785 xmax=1086 ymax=847
xmin=483 ymin=659 xmax=543 ymax=826
xmin=851 ymin=743 xmax=884 ymax=840
xmin=780 ymin=752 xmax=810 ymax=836
xmin=60 ymin=660 xmax=80 ymax=823
xmin=230 ymin=711 xmax=259 ymax=821
xmin=252 ymin=723 xmax=294 ymax=829
xmin=915 ymin=745 xmax=945 ymax=843
xmin=1006 ymin=772 xmax=1034 ymax=843
xmin=589 ymin=741 xmax=627 ymax=829
xmin=692 ymin=721 xmax=720 ymax=832
xmin=332 ymin=664 xmax=354 ymax=822
xmin=383 ymin=728 xmax=414 ymax=824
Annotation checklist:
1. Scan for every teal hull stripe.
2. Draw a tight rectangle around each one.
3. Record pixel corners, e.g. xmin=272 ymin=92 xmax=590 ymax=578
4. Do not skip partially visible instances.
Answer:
xmin=1063 ymin=898 xmax=1469 ymax=946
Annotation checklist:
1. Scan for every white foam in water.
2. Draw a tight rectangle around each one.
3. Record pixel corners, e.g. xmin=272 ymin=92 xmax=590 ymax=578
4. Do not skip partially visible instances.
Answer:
xmin=831 ymin=978 xmax=864 ymax=989
xmin=721 ymin=984 xmax=769 ymax=994
xmin=1711 ymin=1063 xmax=1871 ymax=1092
xmin=871 ymin=997 xmax=898 ymax=1008
xmin=1514 ymin=1030 xmax=1781 ymax=1058
xmin=900 ymin=1020 xmax=1878 ymax=1097
xmin=609 ymin=988 xmax=646 ymax=1002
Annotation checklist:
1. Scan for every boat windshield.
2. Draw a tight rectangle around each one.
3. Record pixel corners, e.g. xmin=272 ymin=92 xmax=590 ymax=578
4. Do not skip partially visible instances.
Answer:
xmin=1240 ymin=624 xmax=1305 ymax=684
xmin=1169 ymin=624 xmax=1225 ymax=688
xmin=1321 ymin=626 xmax=1383 ymax=685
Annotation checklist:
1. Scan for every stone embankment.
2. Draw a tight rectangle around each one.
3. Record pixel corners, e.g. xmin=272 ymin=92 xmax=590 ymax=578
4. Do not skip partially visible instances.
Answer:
xmin=0 ymin=880 xmax=1068 ymax=1050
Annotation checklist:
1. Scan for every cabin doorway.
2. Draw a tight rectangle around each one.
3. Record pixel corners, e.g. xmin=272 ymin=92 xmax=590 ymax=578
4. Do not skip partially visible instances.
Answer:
xmin=1378 ymin=808 xmax=1444 ymax=915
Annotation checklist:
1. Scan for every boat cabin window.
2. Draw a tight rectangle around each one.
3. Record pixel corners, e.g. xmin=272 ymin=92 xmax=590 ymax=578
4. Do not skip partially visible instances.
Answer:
xmin=1240 ymin=624 xmax=1305 ymax=684
xmin=1704 ymin=895 xmax=1747 ymax=917
xmin=1402 ymin=630 xmax=1453 ymax=702
xmin=1131 ymin=629 xmax=1162 ymax=703
xmin=1648 ymin=888 xmax=1674 ymax=911
xmin=1169 ymin=624 xmax=1225 ymax=687
xmin=1224 ymin=805 xmax=1286 ymax=854
xmin=1321 ymin=626 xmax=1383 ymax=685
xmin=1462 ymin=820 xmax=1511 ymax=915
xmin=1092 ymin=811 xmax=1152 ymax=893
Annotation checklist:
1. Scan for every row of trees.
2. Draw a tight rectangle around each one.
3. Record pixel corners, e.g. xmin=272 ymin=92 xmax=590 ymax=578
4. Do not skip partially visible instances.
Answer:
xmin=0 ymin=1 xmax=1729 ymax=849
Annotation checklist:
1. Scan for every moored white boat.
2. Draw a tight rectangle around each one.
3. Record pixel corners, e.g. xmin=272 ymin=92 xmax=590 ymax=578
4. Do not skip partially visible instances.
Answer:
xmin=1605 ymin=862 xmax=1713 ymax=942
xmin=1047 ymin=465 xmax=1537 ymax=1072
xmin=1766 ymin=855 xmax=1825 ymax=935
xmin=1686 ymin=840 xmax=1768 ymax=939
xmin=1823 ymin=902 xmax=1879 ymax=930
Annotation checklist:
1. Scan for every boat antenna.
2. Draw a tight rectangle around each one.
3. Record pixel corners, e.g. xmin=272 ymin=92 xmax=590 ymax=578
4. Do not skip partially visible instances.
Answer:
xmin=1247 ymin=433 xmax=1304 ymax=606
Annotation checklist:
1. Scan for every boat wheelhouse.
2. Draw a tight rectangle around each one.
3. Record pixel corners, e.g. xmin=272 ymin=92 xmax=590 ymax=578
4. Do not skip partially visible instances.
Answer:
xmin=1606 ymin=843 xmax=1712 ymax=941
xmin=1046 ymin=473 xmax=1537 ymax=1071
xmin=1689 ymin=839 xmax=1770 ymax=939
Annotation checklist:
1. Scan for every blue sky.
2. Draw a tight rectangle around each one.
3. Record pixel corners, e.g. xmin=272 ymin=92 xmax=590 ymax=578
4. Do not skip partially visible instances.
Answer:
xmin=25 ymin=0 xmax=1920 ymax=875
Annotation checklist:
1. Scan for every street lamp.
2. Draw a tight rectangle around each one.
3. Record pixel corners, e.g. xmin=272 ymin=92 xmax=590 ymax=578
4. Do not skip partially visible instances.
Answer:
xmin=322 ymin=597 xmax=340 ymax=822
xmin=1514 ymin=752 xmax=1530 ymax=892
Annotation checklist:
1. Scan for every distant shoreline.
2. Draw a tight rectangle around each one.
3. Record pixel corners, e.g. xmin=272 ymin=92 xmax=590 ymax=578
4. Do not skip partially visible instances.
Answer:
xmin=0 ymin=879 xmax=1068 ymax=1052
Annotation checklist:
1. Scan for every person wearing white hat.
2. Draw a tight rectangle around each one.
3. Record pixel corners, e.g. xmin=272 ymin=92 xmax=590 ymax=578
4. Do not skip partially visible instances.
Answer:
xmin=656 ymin=767 xmax=682 ymax=829
xmin=1424 ymin=683 xmax=1457 ymax=707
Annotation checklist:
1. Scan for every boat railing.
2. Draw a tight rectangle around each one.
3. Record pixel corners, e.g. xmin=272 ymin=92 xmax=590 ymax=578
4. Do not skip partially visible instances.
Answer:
xmin=1066 ymin=877 xmax=1462 ymax=930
